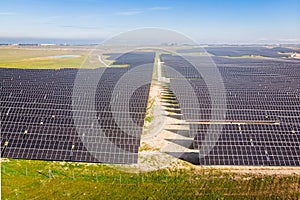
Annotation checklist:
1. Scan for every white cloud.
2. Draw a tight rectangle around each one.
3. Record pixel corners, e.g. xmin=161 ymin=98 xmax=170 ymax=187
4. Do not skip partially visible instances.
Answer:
xmin=60 ymin=25 xmax=100 ymax=30
xmin=116 ymin=10 xmax=142 ymax=16
xmin=148 ymin=6 xmax=172 ymax=11
xmin=115 ymin=6 xmax=172 ymax=17
xmin=0 ymin=12 xmax=16 ymax=15
xmin=46 ymin=16 xmax=61 ymax=19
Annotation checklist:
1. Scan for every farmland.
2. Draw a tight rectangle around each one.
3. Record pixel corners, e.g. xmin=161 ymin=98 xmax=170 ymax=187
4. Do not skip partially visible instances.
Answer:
xmin=0 ymin=46 xmax=89 ymax=69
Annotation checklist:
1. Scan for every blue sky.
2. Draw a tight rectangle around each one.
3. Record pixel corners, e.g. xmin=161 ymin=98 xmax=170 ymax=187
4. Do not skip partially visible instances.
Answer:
xmin=0 ymin=0 xmax=299 ymax=43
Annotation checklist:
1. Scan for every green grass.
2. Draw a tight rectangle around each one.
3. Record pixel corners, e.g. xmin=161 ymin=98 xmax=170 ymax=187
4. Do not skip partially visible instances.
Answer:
xmin=0 ymin=56 xmax=86 ymax=69
xmin=1 ymin=159 xmax=300 ymax=199
xmin=144 ymin=98 xmax=154 ymax=124
xmin=0 ymin=47 xmax=90 ymax=69
xmin=0 ymin=47 xmax=132 ymax=69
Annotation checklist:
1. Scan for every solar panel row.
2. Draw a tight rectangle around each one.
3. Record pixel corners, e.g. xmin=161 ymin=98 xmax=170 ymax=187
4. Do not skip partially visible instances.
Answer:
xmin=162 ymin=54 xmax=300 ymax=166
xmin=1 ymin=52 xmax=155 ymax=164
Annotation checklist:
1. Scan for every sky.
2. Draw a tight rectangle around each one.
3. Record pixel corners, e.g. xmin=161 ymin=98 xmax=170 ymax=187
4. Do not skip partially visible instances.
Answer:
xmin=0 ymin=0 xmax=299 ymax=44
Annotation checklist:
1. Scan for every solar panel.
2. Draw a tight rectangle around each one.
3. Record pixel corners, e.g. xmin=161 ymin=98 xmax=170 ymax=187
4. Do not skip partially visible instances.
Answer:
xmin=2 ymin=48 xmax=300 ymax=166
xmin=162 ymin=53 xmax=300 ymax=166
xmin=1 ymin=52 xmax=155 ymax=164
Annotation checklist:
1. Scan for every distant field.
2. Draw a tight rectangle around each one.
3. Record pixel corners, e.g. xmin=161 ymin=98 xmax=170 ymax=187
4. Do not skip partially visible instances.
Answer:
xmin=1 ymin=159 xmax=300 ymax=199
xmin=0 ymin=47 xmax=133 ymax=69
xmin=0 ymin=47 xmax=89 ymax=69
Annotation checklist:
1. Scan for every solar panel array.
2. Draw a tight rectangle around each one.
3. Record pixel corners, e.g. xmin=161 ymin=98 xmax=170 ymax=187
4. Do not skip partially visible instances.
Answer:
xmin=1 ymin=52 xmax=155 ymax=163
xmin=162 ymin=54 xmax=300 ymax=166
xmin=177 ymin=46 xmax=300 ymax=58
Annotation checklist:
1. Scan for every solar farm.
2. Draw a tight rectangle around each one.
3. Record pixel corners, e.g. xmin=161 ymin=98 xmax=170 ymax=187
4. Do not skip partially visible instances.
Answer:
xmin=1 ymin=45 xmax=300 ymax=199
xmin=162 ymin=52 xmax=300 ymax=166
xmin=1 ymin=51 xmax=155 ymax=164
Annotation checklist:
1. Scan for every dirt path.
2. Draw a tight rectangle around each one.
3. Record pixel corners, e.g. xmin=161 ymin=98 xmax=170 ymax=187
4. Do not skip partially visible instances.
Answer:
xmin=112 ymin=80 xmax=300 ymax=175
xmin=111 ymin=53 xmax=300 ymax=175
